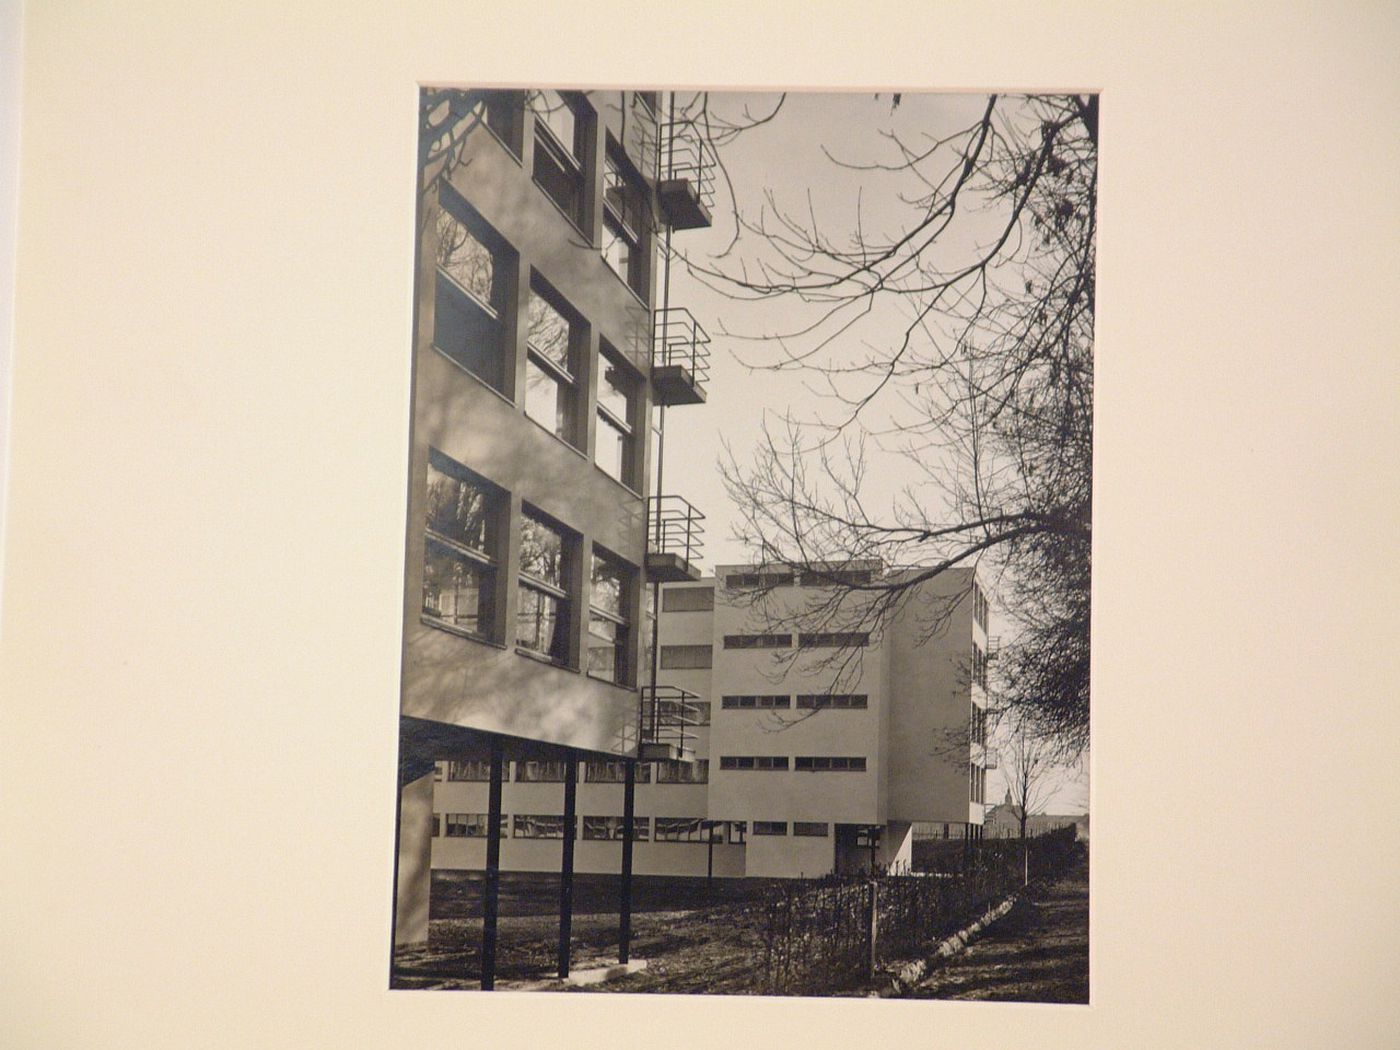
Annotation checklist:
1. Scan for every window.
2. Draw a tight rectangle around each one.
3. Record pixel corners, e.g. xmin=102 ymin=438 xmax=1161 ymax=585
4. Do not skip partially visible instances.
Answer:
xmin=422 ymin=450 xmax=501 ymax=640
xmin=662 ymin=586 xmax=714 ymax=612
xmin=799 ymin=569 xmax=874 ymax=587
xmin=432 ymin=197 xmax=511 ymax=393
xmin=793 ymin=822 xmax=829 ymax=837
xmin=797 ymin=632 xmax=870 ymax=649
xmin=587 ymin=549 xmax=634 ymax=685
xmin=972 ymin=583 xmax=990 ymax=631
xmin=517 ymin=509 xmax=573 ymax=664
xmin=655 ymin=759 xmax=708 ymax=784
xmin=971 ymin=705 xmax=987 ymax=746
xmin=430 ymin=814 xmax=441 ymax=837
xmin=728 ymin=821 xmax=747 ymax=845
xmin=659 ymin=644 xmax=712 ymax=669
xmin=582 ymin=816 xmax=649 ymax=841
xmin=719 ymin=756 xmax=789 ymax=771
xmin=753 ymin=821 xmax=787 ymax=836
xmin=654 ymin=817 xmax=709 ymax=843
xmin=514 ymin=760 xmax=572 ymax=783
xmin=524 ymin=284 xmax=581 ymax=444
xmin=513 ymin=814 xmax=575 ymax=839
xmin=444 ymin=813 xmax=506 ymax=839
xmin=602 ymin=146 xmax=650 ymax=299
xmin=531 ymin=90 xmax=587 ymax=226
xmin=721 ymin=694 xmax=790 ymax=710
xmin=584 ymin=760 xmax=650 ymax=784
xmin=722 ymin=633 xmax=792 ymax=650
xmin=794 ymin=756 xmax=867 ymax=772
xmin=635 ymin=91 xmax=658 ymax=117
xmin=972 ymin=643 xmax=987 ymax=689
xmin=724 ymin=572 xmax=794 ymax=590
xmin=446 ymin=760 xmax=492 ymax=781
xmin=595 ymin=347 xmax=639 ymax=487
xmin=795 ymin=694 xmax=868 ymax=710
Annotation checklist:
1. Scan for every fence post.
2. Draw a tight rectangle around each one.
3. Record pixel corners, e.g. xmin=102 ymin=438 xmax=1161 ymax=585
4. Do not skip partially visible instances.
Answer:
xmin=866 ymin=879 xmax=879 ymax=981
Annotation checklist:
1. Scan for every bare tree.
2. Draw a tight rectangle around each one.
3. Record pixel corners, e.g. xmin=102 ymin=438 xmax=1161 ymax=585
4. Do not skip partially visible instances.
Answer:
xmin=672 ymin=91 xmax=1094 ymax=754
xmin=999 ymin=714 xmax=1061 ymax=883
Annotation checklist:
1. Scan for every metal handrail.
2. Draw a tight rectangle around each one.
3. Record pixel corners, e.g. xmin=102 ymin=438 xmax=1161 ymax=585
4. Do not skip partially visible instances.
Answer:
xmin=661 ymin=121 xmax=717 ymax=213
xmin=652 ymin=307 xmax=711 ymax=391
xmin=639 ymin=685 xmax=705 ymax=756
xmin=647 ymin=494 xmax=705 ymax=569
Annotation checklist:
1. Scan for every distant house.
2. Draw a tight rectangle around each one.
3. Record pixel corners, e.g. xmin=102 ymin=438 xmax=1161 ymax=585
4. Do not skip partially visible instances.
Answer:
xmin=983 ymin=791 xmax=1089 ymax=840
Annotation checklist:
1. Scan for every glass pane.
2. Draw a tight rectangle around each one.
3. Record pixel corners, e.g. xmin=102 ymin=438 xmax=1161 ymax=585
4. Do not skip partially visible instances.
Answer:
xmin=604 ymin=153 xmax=644 ymax=235
xmin=526 ymin=290 xmax=571 ymax=370
xmin=436 ymin=209 xmax=497 ymax=309
xmin=425 ymin=460 xmax=491 ymax=551
xmin=422 ymin=539 xmax=492 ymax=634
xmin=533 ymin=90 xmax=577 ymax=157
xmin=587 ymin=616 xmax=622 ymax=683
xmin=517 ymin=584 xmax=567 ymax=659
xmin=596 ymin=415 xmax=627 ymax=483
xmin=519 ymin=515 xmax=564 ymax=586
xmin=524 ymin=357 xmax=563 ymax=435
xmin=590 ymin=554 xmax=625 ymax=617
xmin=434 ymin=279 xmax=501 ymax=389
xmin=597 ymin=359 xmax=634 ymax=423
xmin=602 ymin=219 xmax=633 ymax=284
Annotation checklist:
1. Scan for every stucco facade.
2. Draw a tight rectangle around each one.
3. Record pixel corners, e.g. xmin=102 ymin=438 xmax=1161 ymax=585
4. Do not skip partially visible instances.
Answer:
xmin=428 ymin=565 xmax=992 ymax=880
xmin=393 ymin=89 xmax=707 ymax=957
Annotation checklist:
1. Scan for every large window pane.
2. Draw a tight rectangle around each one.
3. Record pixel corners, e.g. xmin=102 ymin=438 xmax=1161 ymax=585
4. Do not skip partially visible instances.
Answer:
xmin=526 ymin=290 xmax=571 ymax=371
xmin=519 ymin=515 xmax=564 ymax=586
xmin=425 ymin=459 xmax=492 ymax=553
xmin=590 ymin=554 xmax=625 ymax=617
xmin=533 ymin=90 xmax=578 ymax=159
xmin=524 ymin=356 xmax=567 ymax=435
xmin=422 ymin=538 xmax=493 ymax=635
xmin=436 ymin=209 xmax=499 ymax=310
xmin=516 ymin=584 xmax=566 ymax=659
xmin=434 ymin=279 xmax=502 ymax=390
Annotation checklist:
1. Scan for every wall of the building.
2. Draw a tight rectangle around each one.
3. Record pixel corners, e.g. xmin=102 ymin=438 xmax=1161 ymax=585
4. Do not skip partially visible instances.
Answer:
xmin=705 ymin=571 xmax=887 ymax=834
xmin=885 ymin=567 xmax=987 ymax=826
xmin=400 ymin=91 xmax=662 ymax=757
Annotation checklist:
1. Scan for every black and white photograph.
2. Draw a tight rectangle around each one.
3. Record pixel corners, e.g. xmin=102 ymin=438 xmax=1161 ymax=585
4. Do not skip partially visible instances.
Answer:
xmin=390 ymin=87 xmax=1093 ymax=998
xmin=4 ymin=3 xmax=1398 ymax=1049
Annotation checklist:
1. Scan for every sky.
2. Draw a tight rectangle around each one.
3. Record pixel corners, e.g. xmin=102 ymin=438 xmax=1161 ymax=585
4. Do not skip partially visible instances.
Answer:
xmin=655 ymin=91 xmax=1089 ymax=813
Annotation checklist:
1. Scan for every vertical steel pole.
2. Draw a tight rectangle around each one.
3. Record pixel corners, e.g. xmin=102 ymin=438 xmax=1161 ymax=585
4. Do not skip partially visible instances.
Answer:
xmin=557 ymin=751 xmax=577 ymax=978
xmin=619 ymin=757 xmax=637 ymax=964
xmin=481 ymin=735 xmax=504 ymax=990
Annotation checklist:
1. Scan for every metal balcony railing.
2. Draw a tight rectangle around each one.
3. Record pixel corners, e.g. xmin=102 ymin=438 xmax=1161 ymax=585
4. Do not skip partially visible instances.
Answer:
xmin=658 ymin=121 xmax=716 ymax=230
xmin=651 ymin=307 xmax=710 ymax=405
xmin=639 ymin=685 xmax=705 ymax=762
xmin=646 ymin=494 xmax=704 ymax=581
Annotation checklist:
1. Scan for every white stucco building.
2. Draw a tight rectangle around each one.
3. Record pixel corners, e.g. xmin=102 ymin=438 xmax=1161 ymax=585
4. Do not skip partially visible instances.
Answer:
xmin=431 ymin=563 xmax=992 ymax=879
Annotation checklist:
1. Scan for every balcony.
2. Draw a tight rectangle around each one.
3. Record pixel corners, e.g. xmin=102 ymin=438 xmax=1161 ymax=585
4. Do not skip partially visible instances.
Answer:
xmin=645 ymin=494 xmax=704 ymax=582
xmin=638 ymin=685 xmax=704 ymax=763
xmin=652 ymin=307 xmax=710 ymax=407
xmin=657 ymin=121 xmax=715 ymax=230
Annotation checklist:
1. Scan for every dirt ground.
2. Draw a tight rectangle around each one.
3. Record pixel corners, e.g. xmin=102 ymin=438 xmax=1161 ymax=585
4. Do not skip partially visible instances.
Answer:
xmin=392 ymin=872 xmax=775 ymax=992
xmin=904 ymin=854 xmax=1090 ymax=1003
xmin=392 ymin=856 xmax=1089 ymax=998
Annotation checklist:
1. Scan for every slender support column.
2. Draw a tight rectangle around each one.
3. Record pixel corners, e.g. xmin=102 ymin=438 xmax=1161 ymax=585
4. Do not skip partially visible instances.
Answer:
xmin=481 ymin=735 xmax=504 ymax=991
xmin=619 ymin=758 xmax=637 ymax=963
xmin=557 ymin=752 xmax=577 ymax=978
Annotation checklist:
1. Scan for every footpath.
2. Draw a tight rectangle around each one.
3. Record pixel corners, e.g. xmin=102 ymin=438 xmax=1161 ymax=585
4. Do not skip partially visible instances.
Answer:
xmin=904 ymin=854 xmax=1089 ymax=1004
